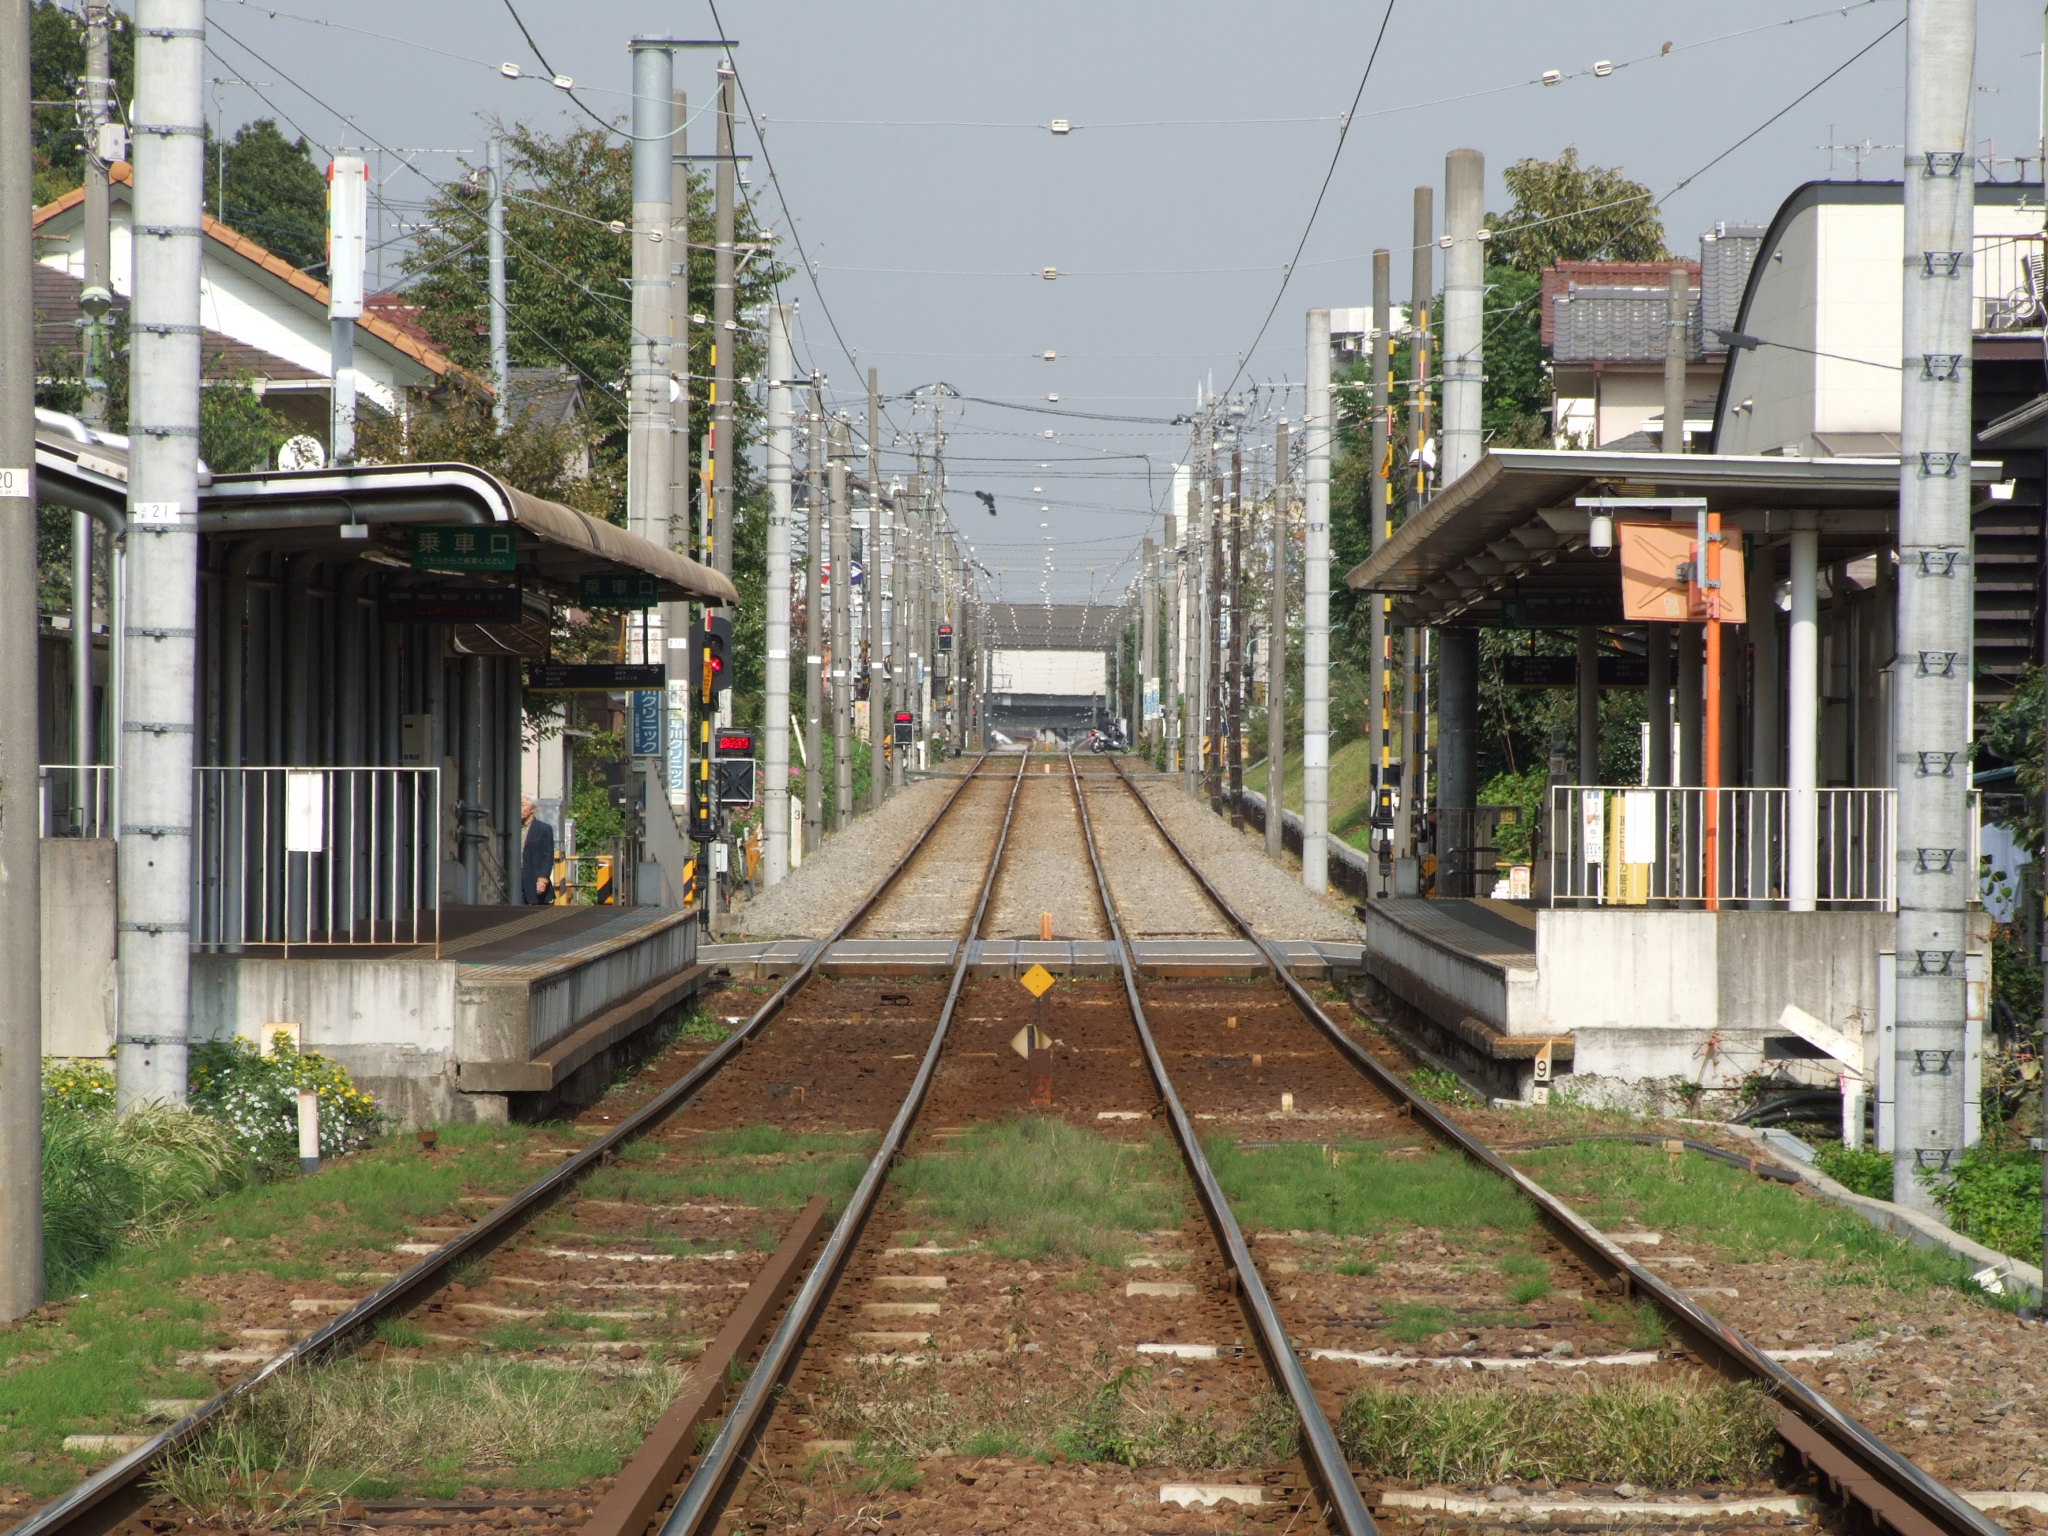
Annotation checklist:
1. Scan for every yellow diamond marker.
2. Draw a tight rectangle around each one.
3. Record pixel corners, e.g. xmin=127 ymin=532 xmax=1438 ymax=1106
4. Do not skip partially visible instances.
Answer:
xmin=1019 ymin=963 xmax=1056 ymax=998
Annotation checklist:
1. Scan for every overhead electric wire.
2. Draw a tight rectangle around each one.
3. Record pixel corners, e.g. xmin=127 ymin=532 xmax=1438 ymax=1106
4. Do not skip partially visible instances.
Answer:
xmin=495 ymin=0 xmax=616 ymax=132
xmin=1218 ymin=0 xmax=1398 ymax=398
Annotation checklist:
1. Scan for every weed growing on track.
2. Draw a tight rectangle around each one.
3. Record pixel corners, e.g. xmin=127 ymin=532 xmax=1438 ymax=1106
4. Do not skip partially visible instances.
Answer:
xmin=577 ymin=1124 xmax=873 ymax=1214
xmin=814 ymin=1355 xmax=1297 ymax=1469
xmin=1512 ymin=1138 xmax=1991 ymax=1296
xmin=893 ymin=1117 xmax=1184 ymax=1264
xmin=1204 ymin=1136 xmax=1533 ymax=1238
xmin=0 ymin=1123 xmax=558 ymax=1496
xmin=42 ymin=1102 xmax=244 ymax=1289
xmin=1338 ymin=1374 xmax=1778 ymax=1486
xmin=154 ymin=1356 xmax=685 ymax=1512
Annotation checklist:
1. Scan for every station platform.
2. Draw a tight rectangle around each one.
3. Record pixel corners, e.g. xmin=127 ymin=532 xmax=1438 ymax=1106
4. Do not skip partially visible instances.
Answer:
xmin=1359 ymin=895 xmax=1914 ymax=1104
xmin=701 ymin=936 xmax=1368 ymax=982
xmin=192 ymin=903 xmax=712 ymax=1125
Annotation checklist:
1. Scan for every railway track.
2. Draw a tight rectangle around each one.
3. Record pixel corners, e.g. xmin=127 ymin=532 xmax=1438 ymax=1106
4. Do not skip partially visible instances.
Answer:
xmin=5 ymin=756 xmax=1023 ymax=1536
xmin=11 ymin=751 xmax=2020 ymax=1536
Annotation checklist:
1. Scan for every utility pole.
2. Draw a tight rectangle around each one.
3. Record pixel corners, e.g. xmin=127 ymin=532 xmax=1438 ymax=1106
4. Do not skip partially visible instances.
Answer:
xmin=486 ymin=136 xmax=509 ymax=425
xmin=803 ymin=385 xmax=824 ymax=851
xmin=116 ymin=0 xmax=203 ymax=1111
xmin=1181 ymin=477 xmax=1199 ymax=787
xmin=762 ymin=303 xmax=793 ymax=886
xmin=1165 ymin=506 xmax=1182 ymax=773
xmin=1139 ymin=536 xmax=1157 ymax=755
xmin=1661 ymin=265 xmax=1689 ymax=455
xmin=1891 ymin=0 xmax=1976 ymax=1212
xmin=829 ymin=417 xmax=853 ymax=829
xmin=2 ymin=0 xmax=46 ymax=1318
xmin=1436 ymin=149 xmax=1484 ymax=897
xmin=1266 ymin=422 xmax=1288 ymax=859
xmin=867 ymin=368 xmax=886 ymax=808
xmin=890 ymin=471 xmax=911 ymax=792
xmin=710 ymin=62 xmax=736 ymax=579
xmin=1402 ymin=185 xmax=1435 ymax=863
xmin=1302 ymin=310 xmax=1332 ymax=892
xmin=665 ymin=87 xmax=691 ymax=821
xmin=76 ymin=0 xmax=115 ymax=784
xmin=1227 ymin=443 xmax=1245 ymax=829
xmin=1206 ymin=456 xmax=1225 ymax=812
xmin=327 ymin=156 xmax=366 ymax=465
xmin=1369 ymin=247 xmax=1392 ymax=883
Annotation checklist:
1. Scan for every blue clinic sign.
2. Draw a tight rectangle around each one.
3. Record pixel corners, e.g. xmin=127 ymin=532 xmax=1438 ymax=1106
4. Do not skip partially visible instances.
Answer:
xmin=630 ymin=688 xmax=662 ymax=758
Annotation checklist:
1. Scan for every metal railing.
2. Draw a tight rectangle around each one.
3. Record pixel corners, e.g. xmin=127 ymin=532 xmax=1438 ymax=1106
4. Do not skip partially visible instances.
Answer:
xmin=193 ymin=766 xmax=441 ymax=950
xmin=37 ymin=765 xmax=115 ymax=838
xmin=1976 ymin=232 xmax=2047 ymax=332
xmin=1547 ymin=785 xmax=1895 ymax=909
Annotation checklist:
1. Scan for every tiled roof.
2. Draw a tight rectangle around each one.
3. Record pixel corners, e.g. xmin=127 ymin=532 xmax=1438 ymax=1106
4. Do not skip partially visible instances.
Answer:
xmin=33 ymin=261 xmax=322 ymax=383
xmin=32 ymin=165 xmax=464 ymax=381
xmin=1551 ymin=285 xmax=1705 ymax=363
xmin=1540 ymin=260 xmax=1699 ymax=346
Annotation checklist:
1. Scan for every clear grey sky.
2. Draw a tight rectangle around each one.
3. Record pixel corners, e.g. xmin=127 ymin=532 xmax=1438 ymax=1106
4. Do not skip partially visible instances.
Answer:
xmin=196 ymin=0 xmax=2042 ymax=604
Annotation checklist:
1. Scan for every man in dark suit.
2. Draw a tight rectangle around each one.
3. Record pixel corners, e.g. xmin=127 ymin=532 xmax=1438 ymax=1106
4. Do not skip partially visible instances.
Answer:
xmin=520 ymin=795 xmax=556 ymax=904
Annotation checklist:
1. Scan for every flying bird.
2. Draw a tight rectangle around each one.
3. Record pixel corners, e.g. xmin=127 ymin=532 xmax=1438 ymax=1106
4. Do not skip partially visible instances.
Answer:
xmin=973 ymin=491 xmax=997 ymax=516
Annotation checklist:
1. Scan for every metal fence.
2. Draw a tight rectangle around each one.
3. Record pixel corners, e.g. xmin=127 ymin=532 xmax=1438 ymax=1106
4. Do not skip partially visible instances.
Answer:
xmin=193 ymin=766 xmax=441 ymax=949
xmin=1977 ymin=232 xmax=2047 ymax=332
xmin=37 ymin=764 xmax=116 ymax=838
xmin=1547 ymin=785 xmax=1896 ymax=909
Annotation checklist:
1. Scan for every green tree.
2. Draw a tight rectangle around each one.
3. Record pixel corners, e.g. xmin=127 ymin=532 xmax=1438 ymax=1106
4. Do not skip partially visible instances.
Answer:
xmin=29 ymin=0 xmax=134 ymax=205
xmin=1485 ymin=146 xmax=1670 ymax=275
xmin=395 ymin=122 xmax=785 ymax=730
xmin=204 ymin=119 xmax=330 ymax=273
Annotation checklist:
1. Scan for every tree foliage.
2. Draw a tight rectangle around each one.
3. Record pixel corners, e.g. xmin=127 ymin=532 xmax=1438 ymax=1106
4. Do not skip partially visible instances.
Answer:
xmin=29 ymin=0 xmax=134 ymax=205
xmin=1485 ymin=146 xmax=1670 ymax=275
xmin=204 ymin=119 xmax=330 ymax=273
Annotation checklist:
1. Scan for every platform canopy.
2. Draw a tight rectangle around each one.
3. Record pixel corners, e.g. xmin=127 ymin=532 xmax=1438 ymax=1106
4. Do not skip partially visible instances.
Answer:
xmin=34 ymin=421 xmax=736 ymax=607
xmin=1342 ymin=447 xmax=2002 ymax=628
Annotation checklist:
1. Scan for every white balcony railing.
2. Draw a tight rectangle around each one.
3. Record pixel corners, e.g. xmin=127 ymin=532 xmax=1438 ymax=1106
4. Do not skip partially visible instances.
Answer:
xmin=193 ymin=766 xmax=441 ymax=950
xmin=1547 ymin=785 xmax=1896 ymax=909
xmin=1976 ymin=232 xmax=2047 ymax=333
xmin=37 ymin=764 xmax=115 ymax=838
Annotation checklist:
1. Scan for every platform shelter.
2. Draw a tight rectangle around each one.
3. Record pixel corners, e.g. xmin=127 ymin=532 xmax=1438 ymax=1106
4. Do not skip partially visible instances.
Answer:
xmin=1344 ymin=448 xmax=1997 ymax=1115
xmin=33 ymin=417 xmax=735 ymax=1122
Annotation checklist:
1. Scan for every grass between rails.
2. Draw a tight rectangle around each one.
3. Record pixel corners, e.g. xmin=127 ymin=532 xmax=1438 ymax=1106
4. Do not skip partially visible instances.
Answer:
xmin=814 ymin=1356 xmax=1297 ymax=1472
xmin=1511 ymin=1138 xmax=1997 ymax=1298
xmin=1204 ymin=1136 xmax=1533 ymax=1240
xmin=0 ymin=1122 xmax=564 ymax=1498
xmin=154 ymin=1357 xmax=686 ymax=1516
xmin=893 ymin=1117 xmax=1186 ymax=1265
xmin=1338 ymin=1374 xmax=1778 ymax=1487
xmin=581 ymin=1124 xmax=874 ymax=1214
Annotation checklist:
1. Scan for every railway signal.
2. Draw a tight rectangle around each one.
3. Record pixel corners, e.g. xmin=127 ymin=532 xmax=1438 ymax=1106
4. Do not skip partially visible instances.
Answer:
xmin=1017 ymin=962 xmax=1056 ymax=1106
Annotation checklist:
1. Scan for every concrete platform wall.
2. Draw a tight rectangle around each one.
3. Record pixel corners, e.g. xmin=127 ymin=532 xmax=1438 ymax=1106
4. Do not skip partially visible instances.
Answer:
xmin=41 ymin=838 xmax=117 ymax=1059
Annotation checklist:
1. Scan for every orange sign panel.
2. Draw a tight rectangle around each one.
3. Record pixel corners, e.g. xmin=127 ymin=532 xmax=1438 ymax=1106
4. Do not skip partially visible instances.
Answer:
xmin=1617 ymin=522 xmax=1747 ymax=624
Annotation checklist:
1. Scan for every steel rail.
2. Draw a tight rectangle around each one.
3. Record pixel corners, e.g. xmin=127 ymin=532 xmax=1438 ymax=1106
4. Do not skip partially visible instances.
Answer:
xmin=9 ymin=755 xmax=1002 ymax=1536
xmin=1064 ymin=756 xmax=1378 ymax=1536
xmin=656 ymin=748 xmax=1034 ymax=1536
xmin=1103 ymin=756 xmax=2004 ymax=1536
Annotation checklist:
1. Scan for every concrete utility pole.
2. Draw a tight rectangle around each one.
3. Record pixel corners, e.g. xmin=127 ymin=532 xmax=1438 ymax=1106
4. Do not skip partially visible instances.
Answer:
xmin=626 ymin=43 xmax=673 ymax=555
xmin=1227 ymin=444 xmax=1246 ymax=829
xmin=76 ymin=0 xmax=115 ymax=780
xmin=890 ymin=474 xmax=911 ymax=791
xmin=1891 ymin=0 xmax=1976 ymax=1212
xmin=1403 ymin=185 xmax=1434 ymax=861
xmin=1369 ymin=248 xmax=1391 ymax=859
xmin=1440 ymin=149 xmax=1485 ymax=484
xmin=1165 ymin=505 xmax=1182 ymax=774
xmin=1302 ymin=309 xmax=1332 ymax=893
xmin=664 ymin=88 xmax=691 ymax=818
xmin=803 ymin=386 xmax=824 ymax=851
xmin=761 ymin=303 xmax=793 ymax=886
xmin=867 ymin=369 xmax=886 ymax=808
xmin=2 ymin=0 xmax=46 ymax=1318
xmin=1206 ymin=458 xmax=1225 ymax=812
xmin=327 ymin=156 xmax=366 ymax=465
xmin=829 ymin=418 xmax=853 ymax=830
xmin=1661 ymin=265 xmax=1689 ymax=454
xmin=1436 ymin=150 xmax=1484 ymax=895
xmin=1139 ymin=536 xmax=1158 ymax=754
xmin=1180 ymin=477 xmax=1198 ymax=786
xmin=116 ymin=0 xmax=203 ymax=1110
xmin=486 ymin=136 xmax=509 ymax=426
xmin=1266 ymin=422 xmax=1289 ymax=858
xmin=710 ymin=63 xmax=737 ymax=578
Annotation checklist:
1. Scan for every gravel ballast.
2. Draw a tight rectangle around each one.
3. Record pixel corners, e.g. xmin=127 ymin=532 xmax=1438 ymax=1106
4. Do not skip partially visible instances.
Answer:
xmin=1082 ymin=777 xmax=1233 ymax=938
xmin=1135 ymin=778 xmax=1360 ymax=941
xmin=984 ymin=769 xmax=1110 ymax=940
xmin=725 ymin=774 xmax=955 ymax=938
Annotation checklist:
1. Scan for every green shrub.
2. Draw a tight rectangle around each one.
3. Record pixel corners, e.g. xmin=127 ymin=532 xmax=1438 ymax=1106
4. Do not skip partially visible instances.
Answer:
xmin=1812 ymin=1145 xmax=1893 ymax=1201
xmin=1927 ymin=1146 xmax=2040 ymax=1263
xmin=188 ymin=1036 xmax=386 ymax=1170
xmin=42 ymin=1095 xmax=244 ymax=1290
